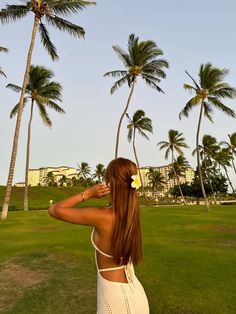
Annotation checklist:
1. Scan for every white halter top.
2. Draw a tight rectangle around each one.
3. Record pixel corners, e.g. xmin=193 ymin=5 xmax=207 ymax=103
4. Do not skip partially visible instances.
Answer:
xmin=91 ymin=228 xmax=126 ymax=273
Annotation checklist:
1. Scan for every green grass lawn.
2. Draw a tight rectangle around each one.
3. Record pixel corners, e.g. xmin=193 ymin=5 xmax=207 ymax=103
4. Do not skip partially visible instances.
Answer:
xmin=0 ymin=192 xmax=236 ymax=313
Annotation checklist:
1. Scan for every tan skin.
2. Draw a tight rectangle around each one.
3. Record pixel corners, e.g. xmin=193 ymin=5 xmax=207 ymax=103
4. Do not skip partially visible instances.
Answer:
xmin=48 ymin=183 xmax=128 ymax=283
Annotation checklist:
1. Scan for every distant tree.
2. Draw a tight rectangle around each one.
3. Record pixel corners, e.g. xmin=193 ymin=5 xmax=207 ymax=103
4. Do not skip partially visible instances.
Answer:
xmin=104 ymin=33 xmax=168 ymax=158
xmin=179 ymin=63 xmax=236 ymax=210
xmin=93 ymin=164 xmax=105 ymax=182
xmin=8 ymin=65 xmax=64 ymax=211
xmin=220 ymin=132 xmax=236 ymax=174
xmin=147 ymin=167 xmax=166 ymax=198
xmin=157 ymin=129 xmax=189 ymax=204
xmin=77 ymin=162 xmax=91 ymax=179
xmin=58 ymin=175 xmax=69 ymax=187
xmin=126 ymin=109 xmax=153 ymax=191
xmin=43 ymin=171 xmax=55 ymax=186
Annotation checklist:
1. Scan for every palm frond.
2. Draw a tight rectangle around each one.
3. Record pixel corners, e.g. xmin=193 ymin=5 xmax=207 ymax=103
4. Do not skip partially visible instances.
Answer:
xmin=142 ymin=76 xmax=164 ymax=93
xmin=10 ymin=97 xmax=28 ymax=118
xmin=37 ymin=103 xmax=52 ymax=127
xmin=185 ymin=70 xmax=200 ymax=89
xmin=207 ymin=97 xmax=235 ymax=118
xmin=112 ymin=45 xmax=131 ymax=68
xmin=183 ymin=84 xmax=197 ymax=93
xmin=0 ymin=5 xmax=30 ymax=23
xmin=38 ymin=22 xmax=59 ymax=61
xmin=6 ymin=83 xmax=22 ymax=93
xmin=179 ymin=97 xmax=200 ymax=119
xmin=0 ymin=46 xmax=8 ymax=53
xmin=110 ymin=76 xmax=130 ymax=94
xmin=103 ymin=70 xmax=127 ymax=78
xmin=203 ymin=102 xmax=214 ymax=123
xmin=0 ymin=68 xmax=7 ymax=78
xmin=46 ymin=15 xmax=85 ymax=38
xmin=49 ymin=1 xmax=96 ymax=16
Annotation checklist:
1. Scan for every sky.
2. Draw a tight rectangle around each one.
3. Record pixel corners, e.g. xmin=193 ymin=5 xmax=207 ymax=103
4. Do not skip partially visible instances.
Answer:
xmin=0 ymin=0 xmax=236 ymax=188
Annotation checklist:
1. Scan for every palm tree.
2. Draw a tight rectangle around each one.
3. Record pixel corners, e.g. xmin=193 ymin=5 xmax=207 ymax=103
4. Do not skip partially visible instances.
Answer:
xmin=192 ymin=134 xmax=219 ymax=204
xmin=214 ymin=148 xmax=236 ymax=196
xmin=0 ymin=1 xmax=95 ymax=219
xmin=179 ymin=63 xmax=236 ymax=210
xmin=77 ymin=162 xmax=91 ymax=179
xmin=104 ymin=33 xmax=168 ymax=158
xmin=157 ymin=129 xmax=189 ymax=204
xmin=43 ymin=171 xmax=55 ymax=186
xmin=220 ymin=132 xmax=236 ymax=174
xmin=93 ymin=163 xmax=105 ymax=182
xmin=126 ymin=109 xmax=153 ymax=191
xmin=147 ymin=168 xmax=166 ymax=198
xmin=58 ymin=175 xmax=69 ymax=187
xmin=8 ymin=65 xmax=64 ymax=211
xmin=0 ymin=45 xmax=8 ymax=78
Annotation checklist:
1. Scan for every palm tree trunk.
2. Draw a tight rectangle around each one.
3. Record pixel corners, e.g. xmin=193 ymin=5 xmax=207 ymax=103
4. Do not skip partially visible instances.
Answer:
xmin=132 ymin=130 xmax=147 ymax=202
xmin=24 ymin=100 xmax=34 ymax=211
xmin=1 ymin=16 xmax=39 ymax=220
xmin=115 ymin=80 xmax=136 ymax=158
xmin=202 ymin=155 xmax=217 ymax=205
xmin=196 ymin=101 xmax=210 ymax=211
xmin=171 ymin=153 xmax=187 ymax=204
xmin=223 ymin=166 xmax=236 ymax=196
xmin=231 ymin=159 xmax=236 ymax=174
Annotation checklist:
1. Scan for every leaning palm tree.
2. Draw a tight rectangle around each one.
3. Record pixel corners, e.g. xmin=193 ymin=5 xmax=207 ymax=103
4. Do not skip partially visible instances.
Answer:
xmin=8 ymin=65 xmax=64 ymax=211
xmin=126 ymin=109 xmax=153 ymax=190
xmin=0 ymin=1 xmax=95 ymax=219
xmin=0 ymin=45 xmax=8 ymax=77
xmin=157 ymin=129 xmax=189 ymax=204
xmin=179 ymin=63 xmax=236 ymax=210
xmin=77 ymin=162 xmax=91 ymax=180
xmin=220 ymin=132 xmax=236 ymax=174
xmin=104 ymin=33 xmax=168 ymax=158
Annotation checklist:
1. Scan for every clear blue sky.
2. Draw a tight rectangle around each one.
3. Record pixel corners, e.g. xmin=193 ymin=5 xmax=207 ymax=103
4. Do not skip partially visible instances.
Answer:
xmin=1 ymin=0 xmax=236 ymax=187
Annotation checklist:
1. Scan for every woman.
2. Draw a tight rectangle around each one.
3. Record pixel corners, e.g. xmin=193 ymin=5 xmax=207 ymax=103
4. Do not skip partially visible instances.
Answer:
xmin=49 ymin=157 xmax=149 ymax=314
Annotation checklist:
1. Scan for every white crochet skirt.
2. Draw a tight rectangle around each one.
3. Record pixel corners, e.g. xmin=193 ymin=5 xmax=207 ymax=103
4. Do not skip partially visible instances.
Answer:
xmin=96 ymin=263 xmax=149 ymax=314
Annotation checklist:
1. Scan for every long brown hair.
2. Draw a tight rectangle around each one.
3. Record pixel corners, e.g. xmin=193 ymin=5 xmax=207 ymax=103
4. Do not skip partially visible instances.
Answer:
xmin=105 ymin=157 xmax=142 ymax=265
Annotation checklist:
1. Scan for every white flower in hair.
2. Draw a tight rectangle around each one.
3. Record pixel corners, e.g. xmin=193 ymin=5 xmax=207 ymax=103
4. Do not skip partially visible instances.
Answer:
xmin=131 ymin=174 xmax=141 ymax=190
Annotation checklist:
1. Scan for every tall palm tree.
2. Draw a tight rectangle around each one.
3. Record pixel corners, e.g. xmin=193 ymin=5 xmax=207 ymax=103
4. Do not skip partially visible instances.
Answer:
xmin=0 ymin=1 xmax=95 ymax=219
xmin=8 ymin=65 xmax=64 ymax=211
xmin=179 ymin=63 xmax=236 ymax=210
xmin=126 ymin=109 xmax=153 ymax=190
xmin=157 ymin=129 xmax=189 ymax=204
xmin=43 ymin=171 xmax=55 ymax=186
xmin=104 ymin=33 xmax=168 ymax=158
xmin=93 ymin=163 xmax=105 ymax=182
xmin=77 ymin=162 xmax=91 ymax=179
xmin=0 ymin=45 xmax=8 ymax=78
xmin=192 ymin=134 xmax=219 ymax=204
xmin=220 ymin=132 xmax=236 ymax=174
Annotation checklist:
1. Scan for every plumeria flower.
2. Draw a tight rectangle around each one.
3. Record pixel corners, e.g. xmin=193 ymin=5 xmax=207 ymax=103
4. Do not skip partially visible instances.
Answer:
xmin=131 ymin=174 xmax=141 ymax=190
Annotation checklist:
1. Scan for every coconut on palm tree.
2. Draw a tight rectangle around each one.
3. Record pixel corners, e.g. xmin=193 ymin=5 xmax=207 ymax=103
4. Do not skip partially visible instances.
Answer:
xmin=0 ymin=45 xmax=8 ymax=78
xmin=8 ymin=65 xmax=64 ymax=211
xmin=179 ymin=63 xmax=236 ymax=210
xmin=0 ymin=0 xmax=95 ymax=219
xmin=104 ymin=33 xmax=168 ymax=158
xmin=126 ymin=109 xmax=153 ymax=194
xmin=220 ymin=132 xmax=236 ymax=174
xmin=157 ymin=129 xmax=189 ymax=204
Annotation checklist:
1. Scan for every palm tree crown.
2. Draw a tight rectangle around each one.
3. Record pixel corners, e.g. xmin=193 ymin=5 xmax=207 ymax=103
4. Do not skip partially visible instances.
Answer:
xmin=179 ymin=63 xmax=236 ymax=121
xmin=0 ymin=0 xmax=95 ymax=60
xmin=8 ymin=65 xmax=64 ymax=125
xmin=127 ymin=110 xmax=153 ymax=142
xmin=77 ymin=162 xmax=91 ymax=179
xmin=104 ymin=33 xmax=169 ymax=94
xmin=157 ymin=129 xmax=189 ymax=160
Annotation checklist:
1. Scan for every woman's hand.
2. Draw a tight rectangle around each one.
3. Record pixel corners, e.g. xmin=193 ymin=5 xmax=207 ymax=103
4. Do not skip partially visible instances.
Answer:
xmin=85 ymin=183 xmax=110 ymax=199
